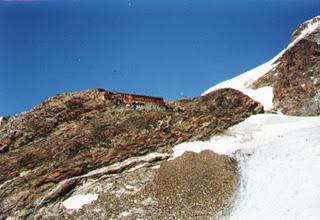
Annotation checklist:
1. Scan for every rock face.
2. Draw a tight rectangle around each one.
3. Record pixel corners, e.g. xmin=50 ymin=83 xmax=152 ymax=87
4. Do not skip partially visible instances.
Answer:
xmin=0 ymin=88 xmax=263 ymax=219
xmin=67 ymin=151 xmax=238 ymax=220
xmin=251 ymin=16 xmax=320 ymax=115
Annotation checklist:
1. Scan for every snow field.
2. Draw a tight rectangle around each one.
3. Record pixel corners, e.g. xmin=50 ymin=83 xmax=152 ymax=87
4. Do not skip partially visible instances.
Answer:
xmin=172 ymin=114 xmax=320 ymax=219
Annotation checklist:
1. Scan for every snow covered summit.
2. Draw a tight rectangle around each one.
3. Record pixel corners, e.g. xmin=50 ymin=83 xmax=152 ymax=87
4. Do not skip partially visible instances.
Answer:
xmin=203 ymin=16 xmax=320 ymax=116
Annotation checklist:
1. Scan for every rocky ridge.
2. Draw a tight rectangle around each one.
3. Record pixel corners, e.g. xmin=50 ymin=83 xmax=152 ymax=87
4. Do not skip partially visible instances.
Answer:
xmin=250 ymin=16 xmax=320 ymax=115
xmin=0 ymin=88 xmax=263 ymax=219
xmin=202 ymin=16 xmax=320 ymax=116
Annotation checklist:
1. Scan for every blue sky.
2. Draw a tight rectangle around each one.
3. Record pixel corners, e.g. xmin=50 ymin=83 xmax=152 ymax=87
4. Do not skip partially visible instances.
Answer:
xmin=0 ymin=0 xmax=319 ymax=116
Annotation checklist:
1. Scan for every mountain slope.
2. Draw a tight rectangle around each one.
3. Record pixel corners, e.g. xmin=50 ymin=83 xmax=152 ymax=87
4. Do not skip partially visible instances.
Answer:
xmin=0 ymin=88 xmax=263 ymax=219
xmin=1 ymin=16 xmax=319 ymax=220
xmin=203 ymin=16 xmax=320 ymax=115
xmin=172 ymin=113 xmax=320 ymax=219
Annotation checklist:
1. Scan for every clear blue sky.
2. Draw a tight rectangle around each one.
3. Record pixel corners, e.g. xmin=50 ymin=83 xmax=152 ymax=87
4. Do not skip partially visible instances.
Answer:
xmin=1 ymin=0 xmax=319 ymax=116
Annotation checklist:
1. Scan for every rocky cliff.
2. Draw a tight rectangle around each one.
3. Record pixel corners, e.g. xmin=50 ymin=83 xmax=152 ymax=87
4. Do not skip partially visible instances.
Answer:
xmin=0 ymin=88 xmax=263 ymax=219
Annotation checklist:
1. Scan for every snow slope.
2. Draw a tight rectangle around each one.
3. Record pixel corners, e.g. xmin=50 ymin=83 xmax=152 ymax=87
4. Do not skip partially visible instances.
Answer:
xmin=202 ymin=60 xmax=276 ymax=111
xmin=172 ymin=114 xmax=320 ymax=219
xmin=202 ymin=16 xmax=320 ymax=111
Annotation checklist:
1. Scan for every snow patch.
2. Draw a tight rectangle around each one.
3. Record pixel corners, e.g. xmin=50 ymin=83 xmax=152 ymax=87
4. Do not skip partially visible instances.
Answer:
xmin=242 ymin=86 xmax=273 ymax=111
xmin=62 ymin=194 xmax=99 ymax=210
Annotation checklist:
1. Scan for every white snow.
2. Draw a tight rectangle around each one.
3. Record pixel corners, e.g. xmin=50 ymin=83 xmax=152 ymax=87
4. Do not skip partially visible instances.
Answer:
xmin=173 ymin=114 xmax=280 ymax=158
xmin=288 ymin=16 xmax=320 ymax=50
xmin=202 ymin=59 xmax=276 ymax=111
xmin=240 ymin=86 xmax=274 ymax=112
xmin=172 ymin=114 xmax=320 ymax=219
xmin=41 ymin=152 xmax=169 ymax=208
xmin=181 ymin=18 xmax=320 ymax=218
xmin=202 ymin=16 xmax=320 ymax=112
xmin=62 ymin=194 xmax=99 ymax=210
xmin=83 ymin=152 xmax=169 ymax=177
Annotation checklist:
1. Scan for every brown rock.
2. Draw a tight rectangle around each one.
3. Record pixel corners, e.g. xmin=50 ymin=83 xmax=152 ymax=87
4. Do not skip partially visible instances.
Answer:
xmin=250 ymin=17 xmax=320 ymax=115
xmin=0 ymin=88 xmax=262 ymax=219
xmin=144 ymin=150 xmax=239 ymax=219
xmin=68 ymin=150 xmax=238 ymax=220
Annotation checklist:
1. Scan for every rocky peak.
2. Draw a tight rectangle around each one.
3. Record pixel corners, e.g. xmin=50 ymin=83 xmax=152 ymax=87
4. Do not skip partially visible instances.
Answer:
xmin=203 ymin=16 xmax=320 ymax=116
xmin=291 ymin=16 xmax=320 ymax=42
xmin=250 ymin=16 xmax=320 ymax=115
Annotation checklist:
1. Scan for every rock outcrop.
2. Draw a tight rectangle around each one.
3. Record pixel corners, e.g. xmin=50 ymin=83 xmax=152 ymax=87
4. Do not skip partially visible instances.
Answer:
xmin=66 ymin=150 xmax=238 ymax=220
xmin=250 ymin=16 xmax=320 ymax=115
xmin=203 ymin=16 xmax=320 ymax=116
xmin=0 ymin=88 xmax=263 ymax=219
